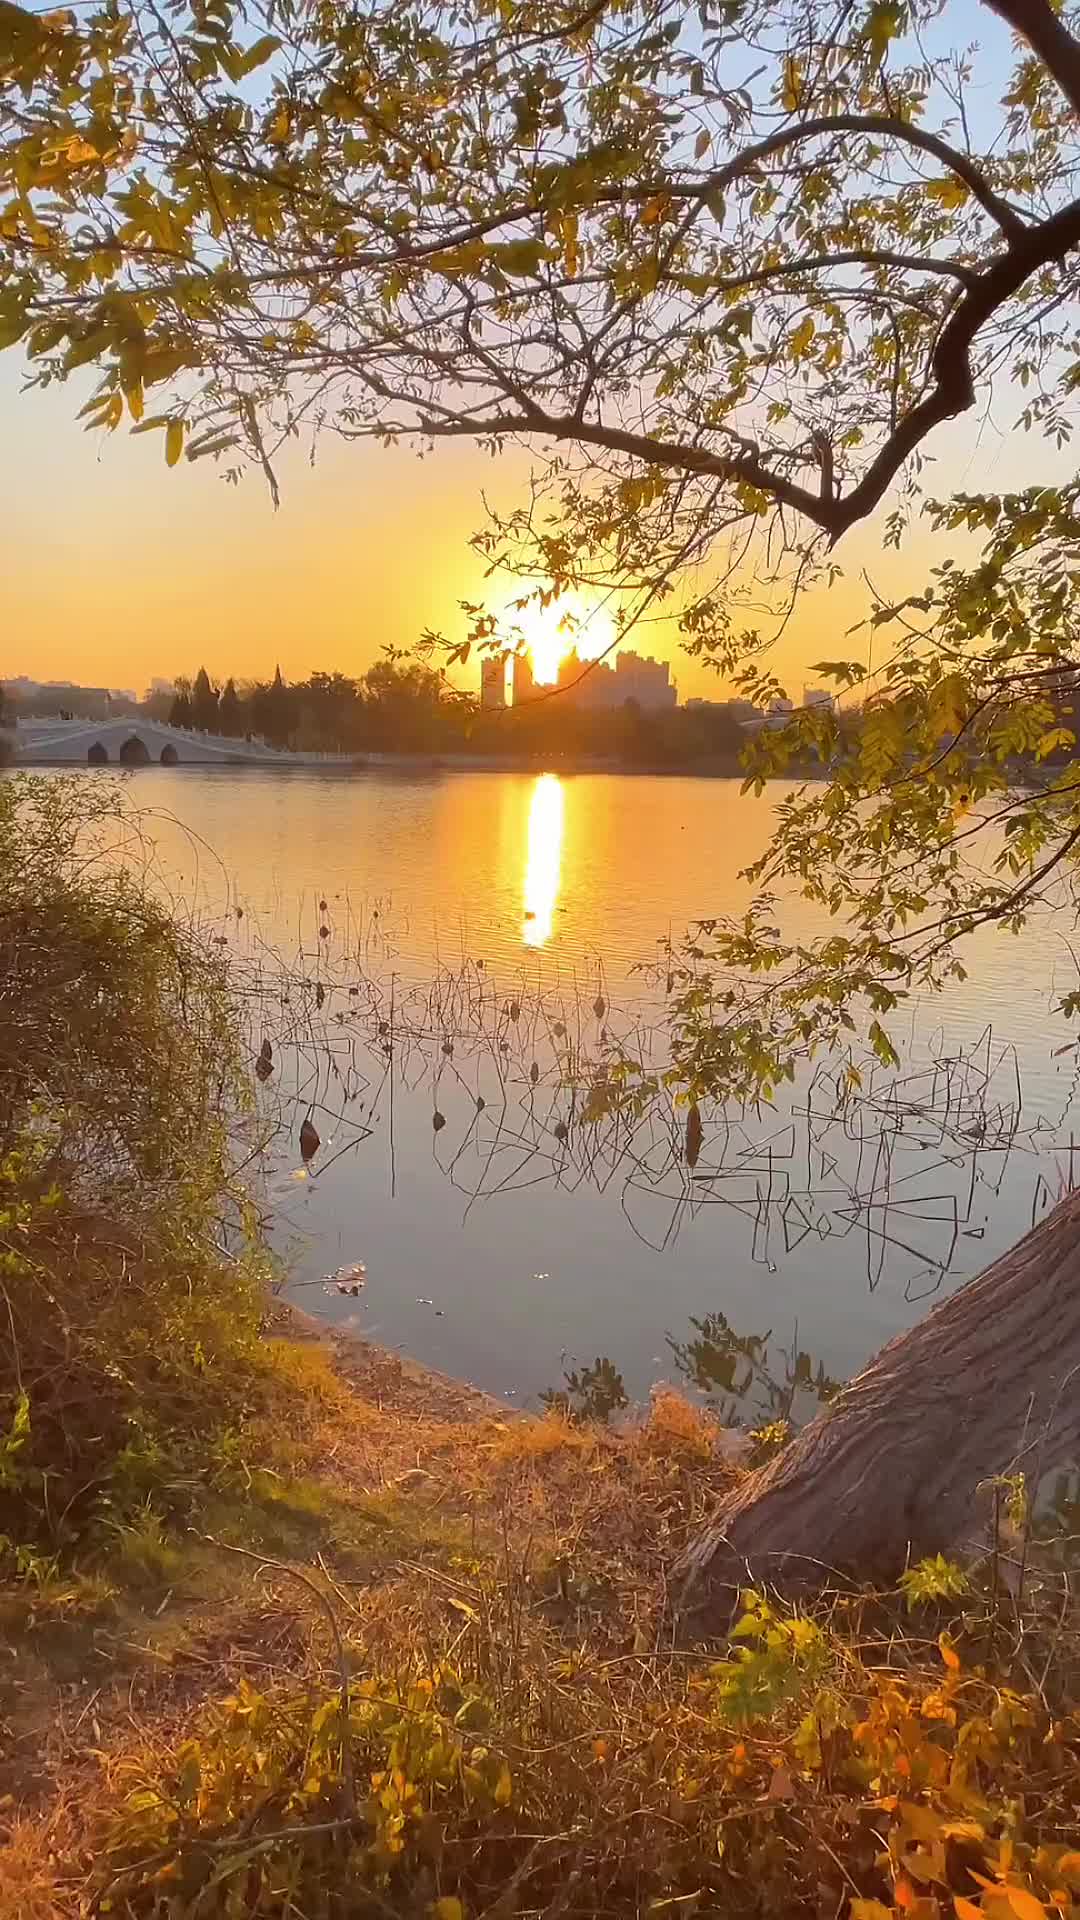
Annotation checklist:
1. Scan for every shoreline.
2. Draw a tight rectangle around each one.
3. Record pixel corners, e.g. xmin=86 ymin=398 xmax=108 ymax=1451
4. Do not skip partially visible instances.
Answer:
xmin=12 ymin=749 xmax=823 ymax=780
xmin=270 ymin=1295 xmax=512 ymax=1425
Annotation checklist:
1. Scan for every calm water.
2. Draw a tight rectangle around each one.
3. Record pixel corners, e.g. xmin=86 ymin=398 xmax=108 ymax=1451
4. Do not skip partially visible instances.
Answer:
xmin=105 ymin=767 xmax=1080 ymax=1421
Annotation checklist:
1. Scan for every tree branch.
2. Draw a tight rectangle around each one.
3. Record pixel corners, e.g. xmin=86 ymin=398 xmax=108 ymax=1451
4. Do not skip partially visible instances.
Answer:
xmin=679 ymin=113 xmax=1028 ymax=241
xmin=984 ymin=0 xmax=1080 ymax=119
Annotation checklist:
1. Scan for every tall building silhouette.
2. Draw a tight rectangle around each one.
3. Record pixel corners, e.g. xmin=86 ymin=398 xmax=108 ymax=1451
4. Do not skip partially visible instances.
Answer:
xmin=512 ymin=652 xmax=536 ymax=705
xmin=480 ymin=655 xmax=507 ymax=708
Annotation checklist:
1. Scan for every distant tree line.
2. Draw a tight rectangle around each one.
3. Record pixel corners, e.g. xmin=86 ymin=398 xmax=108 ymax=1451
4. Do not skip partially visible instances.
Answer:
xmin=149 ymin=657 xmax=753 ymax=766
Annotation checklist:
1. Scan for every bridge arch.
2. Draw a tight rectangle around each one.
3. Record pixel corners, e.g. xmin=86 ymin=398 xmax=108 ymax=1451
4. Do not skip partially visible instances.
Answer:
xmin=160 ymin=743 xmax=178 ymax=766
xmin=119 ymin=735 xmax=151 ymax=766
xmin=87 ymin=741 xmax=109 ymax=765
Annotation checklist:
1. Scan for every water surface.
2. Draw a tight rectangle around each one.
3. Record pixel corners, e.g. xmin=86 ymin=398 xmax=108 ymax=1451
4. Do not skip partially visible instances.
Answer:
xmin=112 ymin=766 xmax=1080 ymax=1421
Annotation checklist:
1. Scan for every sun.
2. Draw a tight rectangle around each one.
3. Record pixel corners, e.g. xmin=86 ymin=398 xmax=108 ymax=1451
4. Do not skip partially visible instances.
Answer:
xmin=511 ymin=594 xmax=616 ymax=684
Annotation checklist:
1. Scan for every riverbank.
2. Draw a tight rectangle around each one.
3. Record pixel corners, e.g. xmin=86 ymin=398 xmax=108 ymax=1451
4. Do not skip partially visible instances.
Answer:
xmin=3 ymin=773 xmax=1078 ymax=1920
xmin=4 ymin=1302 xmax=1080 ymax=1920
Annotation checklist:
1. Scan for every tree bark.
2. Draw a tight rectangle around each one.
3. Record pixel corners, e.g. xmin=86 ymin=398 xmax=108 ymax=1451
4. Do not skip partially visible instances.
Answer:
xmin=672 ymin=1189 xmax=1080 ymax=1619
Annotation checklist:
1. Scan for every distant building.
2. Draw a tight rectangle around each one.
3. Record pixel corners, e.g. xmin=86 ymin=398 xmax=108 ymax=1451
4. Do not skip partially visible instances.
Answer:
xmin=555 ymin=648 xmax=615 ymax=708
xmin=480 ymin=655 xmax=507 ymax=709
xmin=803 ymin=687 xmax=835 ymax=711
xmin=511 ymin=652 xmax=537 ymax=705
xmin=614 ymin=650 xmax=676 ymax=709
xmin=549 ymin=647 xmax=676 ymax=711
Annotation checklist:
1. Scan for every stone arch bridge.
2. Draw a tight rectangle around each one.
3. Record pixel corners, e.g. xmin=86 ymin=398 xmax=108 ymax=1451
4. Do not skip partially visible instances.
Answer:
xmin=12 ymin=717 xmax=353 ymax=767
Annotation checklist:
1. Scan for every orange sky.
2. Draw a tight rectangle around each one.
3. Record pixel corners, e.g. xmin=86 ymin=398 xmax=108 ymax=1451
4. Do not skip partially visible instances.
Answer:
xmin=0 ymin=353 xmax=1058 ymax=703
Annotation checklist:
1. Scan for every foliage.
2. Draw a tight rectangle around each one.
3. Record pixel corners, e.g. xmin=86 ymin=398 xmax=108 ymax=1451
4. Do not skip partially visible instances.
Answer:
xmin=89 ymin=1557 xmax=1080 ymax=1920
xmin=540 ymin=1355 xmax=629 ymax=1423
xmin=899 ymin=1555 xmax=973 ymax=1611
xmin=703 ymin=1586 xmax=827 ymax=1724
xmin=1 ymin=0 xmax=1074 ymax=558
xmin=668 ymin=1311 xmax=842 ymax=1423
xmin=0 ymin=775 xmax=282 ymax=1552
xmin=0 ymin=773 xmax=240 ymax=1206
xmin=141 ymin=655 xmax=748 ymax=761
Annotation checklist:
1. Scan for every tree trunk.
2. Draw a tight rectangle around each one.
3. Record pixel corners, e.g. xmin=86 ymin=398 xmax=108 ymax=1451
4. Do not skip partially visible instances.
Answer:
xmin=673 ymin=1188 xmax=1080 ymax=1619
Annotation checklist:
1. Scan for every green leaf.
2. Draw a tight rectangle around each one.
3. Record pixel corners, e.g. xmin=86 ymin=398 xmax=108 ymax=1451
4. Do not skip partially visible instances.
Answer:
xmin=240 ymin=33 xmax=280 ymax=75
xmin=868 ymin=1019 xmax=899 ymax=1069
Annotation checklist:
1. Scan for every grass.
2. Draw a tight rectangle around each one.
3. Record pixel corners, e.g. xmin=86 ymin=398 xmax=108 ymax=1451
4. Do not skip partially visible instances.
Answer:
xmin=2 ymin=1318 xmax=1078 ymax=1920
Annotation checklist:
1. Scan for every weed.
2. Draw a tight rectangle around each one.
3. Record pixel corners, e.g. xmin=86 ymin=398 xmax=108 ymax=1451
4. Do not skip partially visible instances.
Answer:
xmin=89 ymin=1561 xmax=1080 ymax=1920
xmin=641 ymin=1385 xmax=718 ymax=1462
xmin=104 ymin=1506 xmax=184 ymax=1589
xmin=899 ymin=1553 xmax=973 ymax=1610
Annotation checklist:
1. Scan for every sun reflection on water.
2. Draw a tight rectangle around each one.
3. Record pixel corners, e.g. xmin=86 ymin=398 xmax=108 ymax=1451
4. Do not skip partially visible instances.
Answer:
xmin=522 ymin=774 xmax=564 ymax=947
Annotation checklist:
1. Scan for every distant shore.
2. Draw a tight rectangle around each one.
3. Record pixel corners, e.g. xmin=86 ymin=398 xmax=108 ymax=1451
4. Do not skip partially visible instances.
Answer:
xmin=11 ymin=744 xmax=758 ymax=778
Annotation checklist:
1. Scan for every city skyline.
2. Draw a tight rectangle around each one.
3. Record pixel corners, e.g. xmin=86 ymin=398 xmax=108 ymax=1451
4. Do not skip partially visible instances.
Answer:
xmin=4 ymin=351 xmax=1062 ymax=707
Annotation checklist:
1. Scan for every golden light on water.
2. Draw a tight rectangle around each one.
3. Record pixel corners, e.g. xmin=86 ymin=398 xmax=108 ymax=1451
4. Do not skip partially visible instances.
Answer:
xmin=522 ymin=774 xmax=564 ymax=947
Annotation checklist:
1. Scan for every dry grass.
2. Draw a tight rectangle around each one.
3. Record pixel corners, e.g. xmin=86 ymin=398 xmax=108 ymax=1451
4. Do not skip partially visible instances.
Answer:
xmin=4 ymin=1320 xmax=1080 ymax=1920
xmin=0 ymin=1810 xmax=72 ymax=1920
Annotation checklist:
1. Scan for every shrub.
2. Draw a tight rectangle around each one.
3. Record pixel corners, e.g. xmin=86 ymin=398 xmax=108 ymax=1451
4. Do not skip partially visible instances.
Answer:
xmin=0 ymin=776 xmax=271 ymax=1551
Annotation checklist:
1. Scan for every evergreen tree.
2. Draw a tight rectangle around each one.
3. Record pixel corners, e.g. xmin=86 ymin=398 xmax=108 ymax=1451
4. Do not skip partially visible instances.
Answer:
xmin=252 ymin=666 xmax=296 ymax=748
xmin=191 ymin=666 xmax=219 ymax=733
xmin=218 ymin=678 xmax=242 ymax=737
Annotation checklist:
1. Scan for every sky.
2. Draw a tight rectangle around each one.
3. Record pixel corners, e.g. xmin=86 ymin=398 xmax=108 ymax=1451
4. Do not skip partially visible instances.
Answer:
xmin=4 ymin=348 xmax=1039 ymax=704
xmin=0 ymin=0 xmax=1055 ymax=704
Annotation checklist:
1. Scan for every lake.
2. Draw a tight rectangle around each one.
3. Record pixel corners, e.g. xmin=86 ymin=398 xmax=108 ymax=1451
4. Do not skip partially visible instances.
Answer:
xmin=100 ymin=766 xmax=1080 ymax=1423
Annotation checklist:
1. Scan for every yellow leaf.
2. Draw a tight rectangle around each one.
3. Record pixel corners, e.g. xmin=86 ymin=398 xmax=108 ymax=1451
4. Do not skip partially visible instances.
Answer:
xmin=434 ymin=1902 xmax=464 ymax=1920
xmin=924 ymin=176 xmax=969 ymax=210
xmin=127 ymin=381 xmax=143 ymax=421
xmin=165 ymin=418 xmax=184 ymax=467
xmin=955 ymin=1902 xmax=983 ymax=1920
xmin=1056 ymin=1857 xmax=1080 ymax=1880
xmin=1005 ymin=1892 xmax=1047 ymax=1920
xmin=494 ymin=1762 xmax=512 ymax=1806
xmin=781 ymin=54 xmax=804 ymax=110
xmin=938 ymin=1632 xmax=961 ymax=1672
xmin=790 ymin=315 xmax=816 ymax=358
xmin=851 ymin=1904 xmax=893 ymax=1920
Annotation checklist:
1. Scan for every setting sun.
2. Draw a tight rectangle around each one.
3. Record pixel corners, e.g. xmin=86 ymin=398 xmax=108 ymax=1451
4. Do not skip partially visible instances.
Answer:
xmin=513 ymin=595 xmax=616 ymax=685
